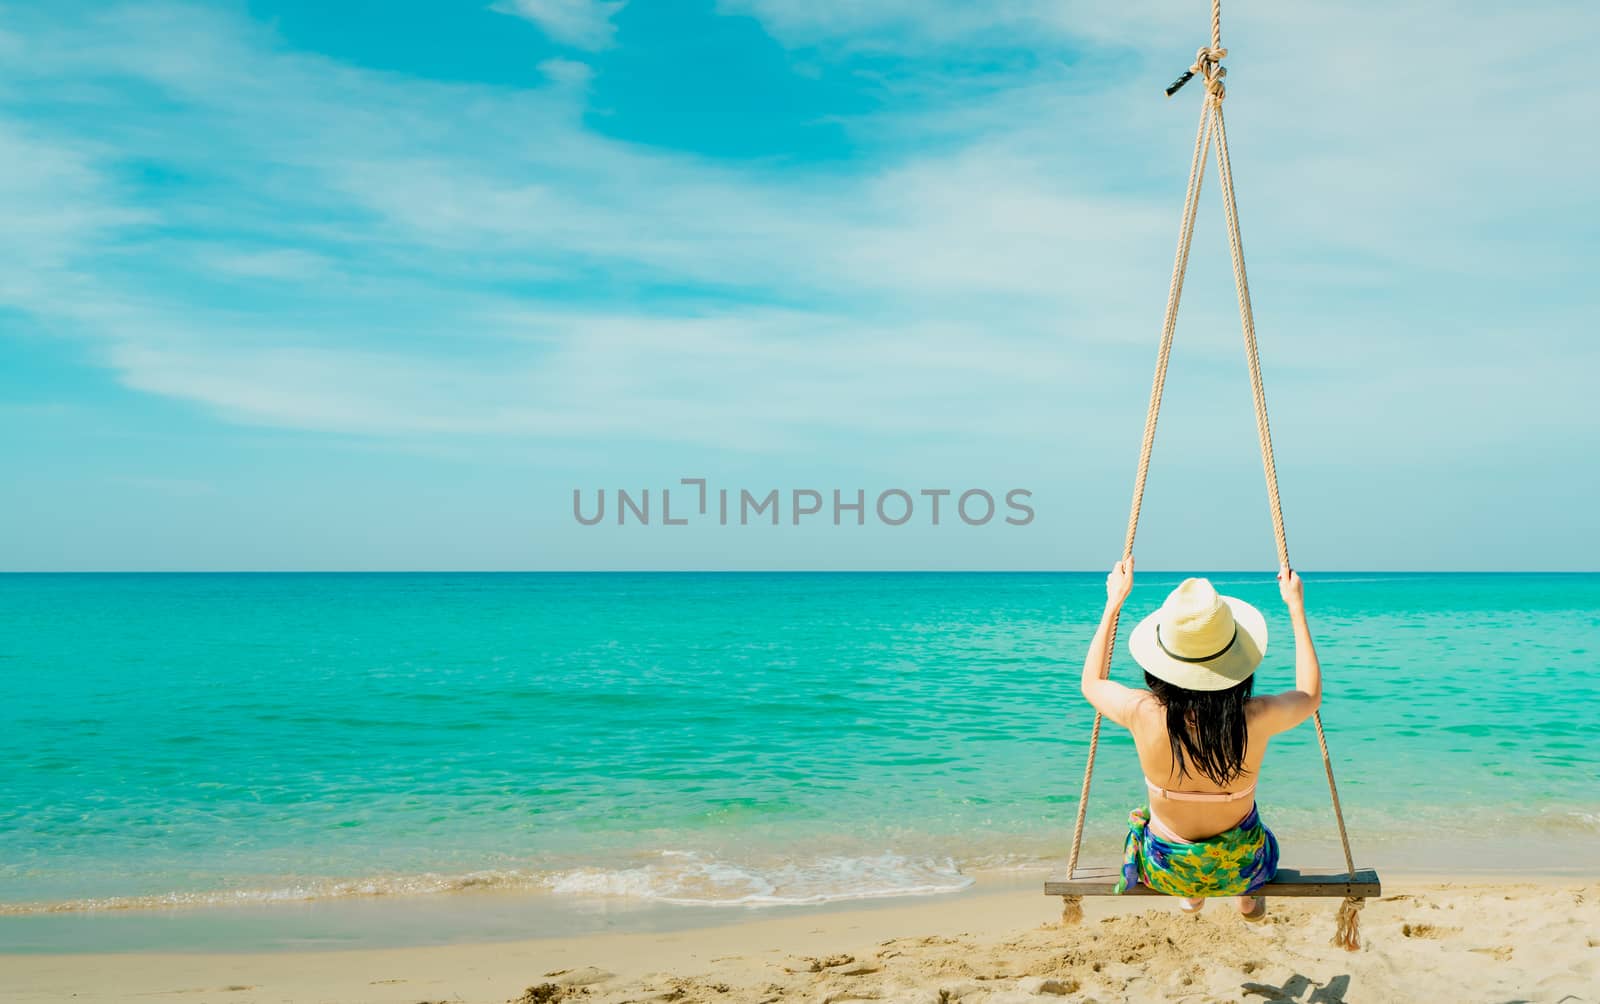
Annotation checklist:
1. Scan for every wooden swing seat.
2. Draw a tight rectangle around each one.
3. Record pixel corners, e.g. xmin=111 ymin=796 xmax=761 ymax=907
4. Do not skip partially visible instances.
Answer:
xmin=1043 ymin=867 xmax=1381 ymax=899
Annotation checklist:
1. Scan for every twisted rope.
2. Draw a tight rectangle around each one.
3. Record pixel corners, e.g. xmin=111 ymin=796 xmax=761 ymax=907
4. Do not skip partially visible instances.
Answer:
xmin=1062 ymin=2 xmax=1364 ymax=949
xmin=1063 ymin=96 xmax=1214 ymax=889
xmin=1210 ymin=95 xmax=1363 ymax=950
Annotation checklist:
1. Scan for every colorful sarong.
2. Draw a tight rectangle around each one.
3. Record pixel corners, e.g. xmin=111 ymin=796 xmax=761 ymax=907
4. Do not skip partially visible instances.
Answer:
xmin=1114 ymin=804 xmax=1279 ymax=897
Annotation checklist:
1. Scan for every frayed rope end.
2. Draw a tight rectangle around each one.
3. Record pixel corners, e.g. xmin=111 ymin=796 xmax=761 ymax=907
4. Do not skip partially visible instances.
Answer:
xmin=1331 ymin=896 xmax=1365 ymax=951
xmin=1059 ymin=895 xmax=1084 ymax=926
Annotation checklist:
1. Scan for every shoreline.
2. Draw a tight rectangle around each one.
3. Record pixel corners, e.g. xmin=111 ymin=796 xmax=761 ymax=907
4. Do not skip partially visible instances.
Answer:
xmin=4 ymin=864 xmax=1598 ymax=956
xmin=3 ymin=872 xmax=1596 ymax=1002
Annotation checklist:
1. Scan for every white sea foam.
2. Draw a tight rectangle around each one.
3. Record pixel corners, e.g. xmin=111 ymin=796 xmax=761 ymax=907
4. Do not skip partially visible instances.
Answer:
xmin=0 ymin=870 xmax=558 ymax=915
xmin=1560 ymin=810 xmax=1600 ymax=830
xmin=1 ymin=851 xmax=975 ymax=915
xmin=540 ymin=849 xmax=974 ymax=907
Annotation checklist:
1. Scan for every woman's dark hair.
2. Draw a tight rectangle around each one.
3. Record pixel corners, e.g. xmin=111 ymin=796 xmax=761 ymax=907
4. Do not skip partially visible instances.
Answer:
xmin=1143 ymin=671 xmax=1253 ymax=786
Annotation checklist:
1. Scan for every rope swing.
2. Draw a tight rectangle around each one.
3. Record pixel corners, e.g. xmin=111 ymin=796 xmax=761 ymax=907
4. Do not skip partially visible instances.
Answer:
xmin=1046 ymin=0 xmax=1371 ymax=950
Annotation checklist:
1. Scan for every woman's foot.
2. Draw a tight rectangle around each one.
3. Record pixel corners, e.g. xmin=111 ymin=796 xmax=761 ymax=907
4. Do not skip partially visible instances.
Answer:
xmin=1237 ymin=895 xmax=1267 ymax=923
xmin=1179 ymin=897 xmax=1205 ymax=914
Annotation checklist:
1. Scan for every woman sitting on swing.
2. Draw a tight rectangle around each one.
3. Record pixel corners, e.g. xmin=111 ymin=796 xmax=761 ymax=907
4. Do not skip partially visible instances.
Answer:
xmin=1080 ymin=558 xmax=1322 ymax=921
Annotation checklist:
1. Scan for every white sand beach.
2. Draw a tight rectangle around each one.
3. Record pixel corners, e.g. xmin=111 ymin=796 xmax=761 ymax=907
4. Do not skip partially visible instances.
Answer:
xmin=4 ymin=872 xmax=1597 ymax=1003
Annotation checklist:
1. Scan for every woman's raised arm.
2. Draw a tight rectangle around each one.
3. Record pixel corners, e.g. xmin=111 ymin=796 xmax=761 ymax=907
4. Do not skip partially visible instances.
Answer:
xmin=1252 ymin=565 xmax=1322 ymax=735
xmin=1080 ymin=557 xmax=1147 ymax=728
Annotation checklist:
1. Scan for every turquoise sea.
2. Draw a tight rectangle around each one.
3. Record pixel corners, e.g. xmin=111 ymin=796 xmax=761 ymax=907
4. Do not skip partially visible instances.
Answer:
xmin=2 ymin=572 xmax=1597 ymax=951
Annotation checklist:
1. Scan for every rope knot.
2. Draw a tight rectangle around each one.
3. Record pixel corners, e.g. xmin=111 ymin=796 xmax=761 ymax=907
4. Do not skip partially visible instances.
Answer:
xmin=1192 ymin=45 xmax=1228 ymax=71
xmin=1191 ymin=46 xmax=1228 ymax=101
xmin=1165 ymin=45 xmax=1228 ymax=100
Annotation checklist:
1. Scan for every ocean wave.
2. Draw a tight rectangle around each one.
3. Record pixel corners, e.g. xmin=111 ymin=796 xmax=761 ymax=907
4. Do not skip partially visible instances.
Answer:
xmin=0 ymin=870 xmax=550 ymax=916
xmin=540 ymin=849 xmax=974 ymax=906
xmin=0 ymin=850 xmax=975 ymax=916
xmin=1549 ymin=809 xmax=1600 ymax=832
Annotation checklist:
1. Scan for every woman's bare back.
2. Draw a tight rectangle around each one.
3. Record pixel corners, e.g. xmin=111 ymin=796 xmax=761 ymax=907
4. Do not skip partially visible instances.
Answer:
xmin=1128 ymin=694 xmax=1281 ymax=841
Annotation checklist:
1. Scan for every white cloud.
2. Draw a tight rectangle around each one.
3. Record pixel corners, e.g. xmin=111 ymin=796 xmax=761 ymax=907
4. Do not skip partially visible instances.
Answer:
xmin=539 ymin=57 xmax=594 ymax=87
xmin=717 ymin=0 xmax=1188 ymax=50
xmin=0 ymin=0 xmax=1594 ymax=472
xmin=0 ymin=119 xmax=151 ymax=277
xmin=493 ymin=0 xmax=626 ymax=51
xmin=95 ymin=306 xmax=1104 ymax=452
xmin=200 ymin=248 xmax=333 ymax=281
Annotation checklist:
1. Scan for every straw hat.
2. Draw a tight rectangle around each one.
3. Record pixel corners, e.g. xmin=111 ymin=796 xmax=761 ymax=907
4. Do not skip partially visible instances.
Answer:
xmin=1128 ymin=577 xmax=1267 ymax=691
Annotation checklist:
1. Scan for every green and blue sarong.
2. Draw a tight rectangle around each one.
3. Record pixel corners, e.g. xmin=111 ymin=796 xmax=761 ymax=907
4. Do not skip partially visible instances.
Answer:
xmin=1114 ymin=804 xmax=1280 ymax=897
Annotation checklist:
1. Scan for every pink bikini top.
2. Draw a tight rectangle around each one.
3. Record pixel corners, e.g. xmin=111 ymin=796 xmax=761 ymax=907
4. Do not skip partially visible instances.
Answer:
xmin=1145 ymin=777 xmax=1256 ymax=803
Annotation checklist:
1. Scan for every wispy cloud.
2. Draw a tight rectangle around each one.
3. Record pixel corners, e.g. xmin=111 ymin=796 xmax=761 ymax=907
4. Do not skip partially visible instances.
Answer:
xmin=493 ymin=0 xmax=626 ymax=51
xmin=0 ymin=0 xmax=1594 ymax=470
xmin=717 ymin=0 xmax=1185 ymax=50
xmin=0 ymin=1 xmax=1595 ymax=570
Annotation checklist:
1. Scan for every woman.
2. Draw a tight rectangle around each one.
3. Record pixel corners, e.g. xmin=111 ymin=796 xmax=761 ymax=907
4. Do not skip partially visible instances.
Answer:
xmin=1080 ymin=558 xmax=1321 ymax=921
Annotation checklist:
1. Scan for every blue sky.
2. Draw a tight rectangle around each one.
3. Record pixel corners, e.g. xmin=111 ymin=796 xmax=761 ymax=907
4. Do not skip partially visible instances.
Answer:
xmin=0 ymin=0 xmax=1595 ymax=571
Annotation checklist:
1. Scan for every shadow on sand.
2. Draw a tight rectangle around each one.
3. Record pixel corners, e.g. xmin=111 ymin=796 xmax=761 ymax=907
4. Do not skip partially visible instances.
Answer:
xmin=1241 ymin=973 xmax=1351 ymax=1003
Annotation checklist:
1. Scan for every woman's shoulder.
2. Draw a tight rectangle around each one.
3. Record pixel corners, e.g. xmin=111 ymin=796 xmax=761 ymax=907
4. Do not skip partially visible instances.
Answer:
xmin=1242 ymin=694 xmax=1275 ymax=724
xmin=1243 ymin=690 xmax=1315 ymax=736
xmin=1124 ymin=688 xmax=1165 ymax=733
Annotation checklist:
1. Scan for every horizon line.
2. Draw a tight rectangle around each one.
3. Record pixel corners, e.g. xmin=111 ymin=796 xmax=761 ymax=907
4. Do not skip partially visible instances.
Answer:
xmin=2 ymin=569 xmax=1596 ymax=576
